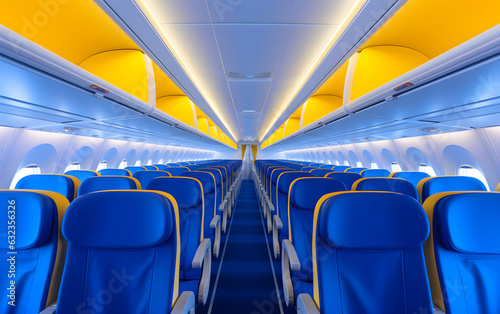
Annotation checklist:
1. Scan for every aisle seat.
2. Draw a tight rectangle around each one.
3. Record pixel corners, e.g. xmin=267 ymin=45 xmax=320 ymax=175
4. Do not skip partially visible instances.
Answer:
xmin=390 ymin=171 xmax=430 ymax=188
xmin=64 ymin=170 xmax=100 ymax=184
xmin=360 ymin=169 xmax=391 ymax=178
xmin=125 ymin=166 xmax=147 ymax=175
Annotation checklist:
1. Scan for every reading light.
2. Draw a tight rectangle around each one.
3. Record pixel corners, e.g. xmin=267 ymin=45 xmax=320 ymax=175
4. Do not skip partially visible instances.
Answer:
xmin=242 ymin=110 xmax=256 ymax=113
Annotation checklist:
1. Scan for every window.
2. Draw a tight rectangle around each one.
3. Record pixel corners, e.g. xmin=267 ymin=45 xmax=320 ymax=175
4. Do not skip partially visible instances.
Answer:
xmin=356 ymin=161 xmax=362 ymax=168
xmin=96 ymin=161 xmax=108 ymax=171
xmin=147 ymin=160 xmax=153 ymax=165
xmin=418 ymin=163 xmax=436 ymax=177
xmin=10 ymin=165 xmax=41 ymax=189
xmin=135 ymin=160 xmax=141 ymax=166
xmin=335 ymin=160 xmax=339 ymax=165
xmin=158 ymin=159 xmax=164 ymax=164
xmin=65 ymin=162 xmax=81 ymax=172
xmin=370 ymin=161 xmax=378 ymax=169
xmin=118 ymin=160 xmax=127 ymax=169
xmin=458 ymin=165 xmax=489 ymax=190
xmin=344 ymin=160 xmax=349 ymax=166
xmin=391 ymin=162 xmax=402 ymax=173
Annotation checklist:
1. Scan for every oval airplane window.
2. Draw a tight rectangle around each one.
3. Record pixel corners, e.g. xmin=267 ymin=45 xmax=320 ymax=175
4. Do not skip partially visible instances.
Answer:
xmin=370 ymin=161 xmax=378 ymax=169
xmin=344 ymin=160 xmax=350 ymax=166
xmin=458 ymin=165 xmax=489 ymax=191
xmin=97 ymin=161 xmax=108 ymax=171
xmin=135 ymin=160 xmax=142 ymax=166
xmin=418 ymin=163 xmax=436 ymax=177
xmin=65 ymin=162 xmax=81 ymax=172
xmin=118 ymin=160 xmax=128 ymax=169
xmin=391 ymin=162 xmax=402 ymax=173
xmin=356 ymin=161 xmax=363 ymax=167
xmin=10 ymin=165 xmax=41 ymax=189
xmin=147 ymin=160 xmax=153 ymax=165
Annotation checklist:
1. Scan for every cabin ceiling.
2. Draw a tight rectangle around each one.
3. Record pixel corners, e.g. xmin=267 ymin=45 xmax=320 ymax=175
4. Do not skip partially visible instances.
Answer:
xmin=100 ymin=0 xmax=359 ymax=143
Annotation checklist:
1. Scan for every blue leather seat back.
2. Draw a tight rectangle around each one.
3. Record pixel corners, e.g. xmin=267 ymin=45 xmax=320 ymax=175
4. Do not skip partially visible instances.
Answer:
xmin=154 ymin=164 xmax=169 ymax=170
xmin=177 ymin=162 xmax=189 ymax=166
xmin=164 ymin=167 xmax=190 ymax=176
xmin=0 ymin=190 xmax=68 ymax=313
xmin=16 ymin=174 xmax=79 ymax=202
xmin=390 ymin=171 xmax=430 ymax=187
xmin=314 ymin=192 xmax=432 ymax=313
xmin=352 ymin=177 xmax=418 ymax=200
xmin=287 ymin=164 xmax=304 ymax=171
xmin=270 ymin=168 xmax=293 ymax=208
xmin=360 ymin=169 xmax=391 ymax=178
xmin=300 ymin=166 xmax=317 ymax=172
xmin=198 ymin=168 xmax=223 ymax=209
xmin=78 ymin=176 xmax=141 ymax=196
xmin=309 ymin=163 xmax=322 ymax=167
xmin=418 ymin=176 xmax=487 ymax=203
xmin=276 ymin=172 xmax=312 ymax=237
xmin=143 ymin=165 xmax=158 ymax=171
xmin=133 ymin=170 xmax=171 ymax=189
xmin=265 ymin=166 xmax=286 ymax=194
xmin=325 ymin=172 xmax=362 ymax=190
xmin=210 ymin=166 xmax=228 ymax=191
xmin=179 ymin=171 xmax=217 ymax=239
xmin=288 ymin=178 xmax=346 ymax=282
xmin=345 ymin=167 xmax=367 ymax=173
xmin=331 ymin=166 xmax=350 ymax=172
xmin=167 ymin=163 xmax=182 ymax=167
xmin=186 ymin=165 xmax=202 ymax=171
xmin=146 ymin=177 xmax=204 ymax=281
xmin=125 ymin=166 xmax=147 ymax=175
xmin=98 ymin=168 xmax=131 ymax=176
xmin=64 ymin=170 xmax=100 ymax=184
xmin=57 ymin=191 xmax=180 ymax=313
xmin=310 ymin=169 xmax=334 ymax=177
xmin=431 ymin=192 xmax=500 ymax=313
xmin=319 ymin=165 xmax=336 ymax=169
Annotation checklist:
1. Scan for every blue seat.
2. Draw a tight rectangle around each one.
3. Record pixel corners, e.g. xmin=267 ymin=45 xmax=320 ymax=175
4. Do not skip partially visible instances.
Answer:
xmin=264 ymin=166 xmax=287 ymax=195
xmin=310 ymin=169 xmax=334 ymax=177
xmin=15 ymin=174 xmax=80 ymax=202
xmin=198 ymin=168 xmax=223 ymax=210
xmin=390 ymin=171 xmax=430 ymax=188
xmin=0 ymin=190 xmax=69 ymax=313
xmin=319 ymin=164 xmax=336 ymax=169
xmin=272 ymin=172 xmax=312 ymax=258
xmin=177 ymin=162 xmax=190 ymax=166
xmin=64 ymin=170 xmax=100 ymax=184
xmin=98 ymin=168 xmax=131 ymax=176
xmin=423 ymin=191 xmax=500 ymax=313
xmin=360 ymin=169 xmax=391 ymax=178
xmin=146 ymin=178 xmax=212 ymax=305
xmin=154 ymin=164 xmax=169 ymax=170
xmin=186 ymin=165 xmax=202 ymax=171
xmin=167 ymin=163 xmax=182 ymax=167
xmin=417 ymin=176 xmax=487 ymax=203
xmin=165 ymin=167 xmax=190 ymax=176
xmin=143 ymin=165 xmax=159 ymax=170
xmin=56 ymin=190 xmax=195 ymax=313
xmin=300 ymin=166 xmax=317 ymax=172
xmin=125 ymin=166 xmax=147 ymax=175
xmin=331 ymin=165 xmax=350 ymax=172
xmin=281 ymin=178 xmax=346 ymax=306
xmin=325 ymin=172 xmax=362 ymax=190
xmin=209 ymin=166 xmax=229 ymax=195
xmin=269 ymin=168 xmax=293 ymax=209
xmin=345 ymin=167 xmax=367 ymax=174
xmin=78 ymin=176 xmax=141 ymax=196
xmin=352 ymin=177 xmax=418 ymax=200
xmin=133 ymin=170 xmax=171 ymax=188
xmin=299 ymin=192 xmax=432 ymax=313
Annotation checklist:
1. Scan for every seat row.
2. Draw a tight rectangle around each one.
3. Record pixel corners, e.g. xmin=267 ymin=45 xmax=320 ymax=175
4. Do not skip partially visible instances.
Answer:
xmin=1 ymin=160 xmax=242 ymax=313
xmin=253 ymin=160 xmax=500 ymax=314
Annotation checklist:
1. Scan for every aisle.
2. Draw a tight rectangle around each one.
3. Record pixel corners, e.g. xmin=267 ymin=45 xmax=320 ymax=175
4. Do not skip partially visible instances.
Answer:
xmin=200 ymin=180 xmax=294 ymax=314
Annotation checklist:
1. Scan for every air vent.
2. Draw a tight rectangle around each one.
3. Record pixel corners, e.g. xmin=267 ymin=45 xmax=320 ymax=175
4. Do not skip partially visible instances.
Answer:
xmin=226 ymin=72 xmax=274 ymax=80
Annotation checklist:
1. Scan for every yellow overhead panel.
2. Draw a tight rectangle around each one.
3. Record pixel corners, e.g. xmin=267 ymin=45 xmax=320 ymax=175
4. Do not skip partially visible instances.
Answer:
xmin=219 ymin=131 xmax=225 ymax=143
xmin=268 ymin=133 xmax=277 ymax=145
xmin=351 ymin=46 xmax=429 ymax=100
xmin=197 ymin=117 xmax=210 ymax=135
xmin=314 ymin=61 xmax=349 ymax=97
xmin=361 ymin=0 xmax=500 ymax=59
xmin=290 ymin=105 xmax=304 ymax=119
xmin=0 ymin=0 xmax=139 ymax=65
xmin=209 ymin=126 xmax=218 ymax=140
xmin=261 ymin=140 xmax=268 ymax=150
xmin=241 ymin=145 xmax=247 ymax=160
xmin=156 ymin=96 xmax=197 ymax=128
xmin=301 ymin=95 xmax=343 ymax=128
xmin=152 ymin=62 xmax=184 ymax=98
xmin=284 ymin=118 xmax=300 ymax=137
xmin=79 ymin=50 xmax=150 ymax=103
xmin=276 ymin=127 xmax=284 ymax=141
xmin=195 ymin=106 xmax=208 ymax=119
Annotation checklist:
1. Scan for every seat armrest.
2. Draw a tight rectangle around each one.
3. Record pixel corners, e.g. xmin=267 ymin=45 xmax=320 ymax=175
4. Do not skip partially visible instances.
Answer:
xmin=281 ymin=239 xmax=300 ymax=306
xmin=39 ymin=302 xmax=57 ymax=314
xmin=210 ymin=215 xmax=220 ymax=228
xmin=282 ymin=239 xmax=300 ymax=271
xmin=192 ymin=239 xmax=212 ymax=305
xmin=297 ymin=294 xmax=320 ymax=314
xmin=171 ymin=291 xmax=195 ymax=314
xmin=273 ymin=215 xmax=283 ymax=229
xmin=211 ymin=215 xmax=221 ymax=258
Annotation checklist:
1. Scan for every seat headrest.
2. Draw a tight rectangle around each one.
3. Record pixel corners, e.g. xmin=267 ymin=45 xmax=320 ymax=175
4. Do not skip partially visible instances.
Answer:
xmin=277 ymin=172 xmax=312 ymax=193
xmin=99 ymin=168 xmax=131 ymax=176
xmin=164 ymin=167 xmax=190 ymax=176
xmin=436 ymin=192 xmax=500 ymax=254
xmin=63 ymin=191 xmax=175 ymax=248
xmin=271 ymin=168 xmax=292 ymax=184
xmin=179 ymin=171 xmax=216 ymax=194
xmin=198 ymin=168 xmax=222 ymax=185
xmin=421 ymin=176 xmax=487 ymax=201
xmin=361 ymin=169 xmax=391 ymax=178
xmin=0 ymin=191 xmax=56 ymax=250
xmin=353 ymin=178 xmax=418 ymax=200
xmin=78 ymin=176 xmax=140 ymax=196
xmin=318 ymin=192 xmax=429 ymax=249
xmin=15 ymin=174 xmax=77 ymax=201
xmin=147 ymin=177 xmax=202 ymax=209
xmin=210 ymin=167 xmax=226 ymax=179
xmin=290 ymin=178 xmax=346 ymax=209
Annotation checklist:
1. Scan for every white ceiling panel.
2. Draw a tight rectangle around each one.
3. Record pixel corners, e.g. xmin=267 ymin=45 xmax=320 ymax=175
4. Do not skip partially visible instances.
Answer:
xmin=158 ymin=24 xmax=224 ymax=76
xmin=214 ymin=24 xmax=286 ymax=74
xmin=191 ymin=75 xmax=230 ymax=101
xmin=206 ymin=0 xmax=297 ymax=23
xmin=266 ymin=76 xmax=303 ymax=100
xmin=229 ymin=80 xmax=271 ymax=113
xmin=291 ymin=0 xmax=357 ymax=24
xmin=143 ymin=0 xmax=211 ymax=23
